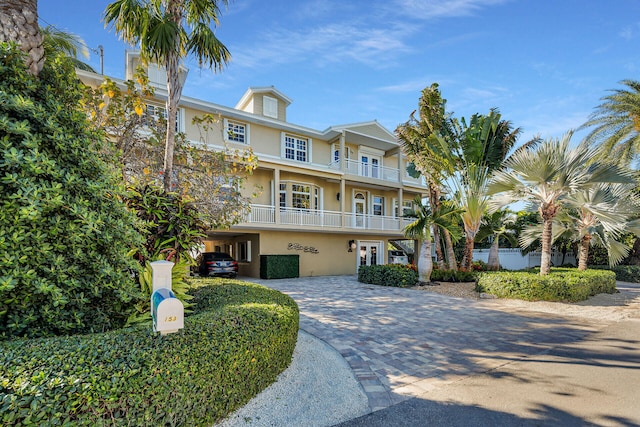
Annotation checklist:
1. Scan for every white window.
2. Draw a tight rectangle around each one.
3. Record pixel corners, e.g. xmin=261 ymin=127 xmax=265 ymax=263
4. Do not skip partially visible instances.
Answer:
xmin=279 ymin=183 xmax=287 ymax=207
xmin=291 ymin=184 xmax=311 ymax=209
xmin=282 ymin=133 xmax=311 ymax=163
xmin=224 ymin=119 xmax=249 ymax=144
xmin=238 ymin=241 xmax=251 ymax=262
xmin=280 ymin=181 xmax=320 ymax=210
xmin=331 ymin=143 xmax=350 ymax=164
xmin=403 ymin=201 xmax=414 ymax=216
xmin=263 ymin=95 xmax=278 ymax=118
xmin=373 ymin=196 xmax=384 ymax=216
xmin=144 ymin=103 xmax=184 ymax=132
xmin=395 ymin=200 xmax=415 ymax=217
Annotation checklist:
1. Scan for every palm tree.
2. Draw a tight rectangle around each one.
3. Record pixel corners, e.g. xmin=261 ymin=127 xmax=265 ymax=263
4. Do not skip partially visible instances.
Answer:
xmin=489 ymin=131 xmax=635 ymax=275
xmin=581 ymin=79 xmax=640 ymax=166
xmin=521 ymin=183 xmax=640 ymax=270
xmin=104 ymin=0 xmax=231 ymax=192
xmin=476 ymin=210 xmax=517 ymax=271
xmin=41 ymin=25 xmax=96 ymax=72
xmin=396 ymin=83 xmax=457 ymax=270
xmin=444 ymin=109 xmax=522 ymax=269
xmin=403 ymin=197 xmax=461 ymax=284
xmin=0 ymin=0 xmax=44 ymax=76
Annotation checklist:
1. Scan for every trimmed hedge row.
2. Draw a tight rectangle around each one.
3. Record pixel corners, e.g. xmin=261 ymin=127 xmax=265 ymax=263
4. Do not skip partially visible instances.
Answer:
xmin=260 ymin=254 xmax=299 ymax=279
xmin=476 ymin=268 xmax=617 ymax=302
xmin=358 ymin=264 xmax=418 ymax=287
xmin=0 ymin=279 xmax=299 ymax=426
xmin=431 ymin=269 xmax=478 ymax=282
xmin=591 ymin=265 xmax=640 ymax=283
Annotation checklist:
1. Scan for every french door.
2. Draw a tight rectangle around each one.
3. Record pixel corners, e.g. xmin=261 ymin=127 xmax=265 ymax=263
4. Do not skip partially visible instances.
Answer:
xmin=358 ymin=241 xmax=382 ymax=268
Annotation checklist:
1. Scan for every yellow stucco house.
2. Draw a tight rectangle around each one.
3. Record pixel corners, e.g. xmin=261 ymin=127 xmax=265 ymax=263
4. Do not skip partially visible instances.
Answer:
xmin=78 ymin=52 xmax=428 ymax=278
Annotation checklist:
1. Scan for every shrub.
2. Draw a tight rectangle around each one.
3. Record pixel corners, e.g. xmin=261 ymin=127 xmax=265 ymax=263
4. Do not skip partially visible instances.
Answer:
xmin=358 ymin=264 xmax=418 ymax=287
xmin=260 ymin=254 xmax=299 ymax=279
xmin=0 ymin=279 xmax=299 ymax=426
xmin=431 ymin=268 xmax=478 ymax=282
xmin=591 ymin=265 xmax=640 ymax=283
xmin=476 ymin=268 xmax=616 ymax=302
xmin=0 ymin=45 xmax=143 ymax=339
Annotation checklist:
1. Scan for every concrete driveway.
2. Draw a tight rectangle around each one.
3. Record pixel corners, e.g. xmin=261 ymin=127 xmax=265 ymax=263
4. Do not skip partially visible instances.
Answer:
xmin=250 ymin=276 xmax=640 ymax=426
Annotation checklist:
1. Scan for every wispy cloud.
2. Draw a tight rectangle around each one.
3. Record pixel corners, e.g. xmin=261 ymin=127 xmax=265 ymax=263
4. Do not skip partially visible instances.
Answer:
xmin=229 ymin=21 xmax=417 ymax=70
xmin=619 ymin=22 xmax=640 ymax=40
xmin=391 ymin=0 xmax=512 ymax=20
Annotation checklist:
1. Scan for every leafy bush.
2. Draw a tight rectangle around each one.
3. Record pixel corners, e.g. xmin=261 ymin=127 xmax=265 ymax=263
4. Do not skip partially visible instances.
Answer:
xmin=476 ymin=268 xmax=616 ymax=302
xmin=0 ymin=279 xmax=299 ymax=426
xmin=591 ymin=265 xmax=640 ymax=283
xmin=260 ymin=254 xmax=299 ymax=279
xmin=125 ymin=185 xmax=207 ymax=324
xmin=431 ymin=268 xmax=478 ymax=282
xmin=358 ymin=264 xmax=418 ymax=287
xmin=0 ymin=45 xmax=143 ymax=339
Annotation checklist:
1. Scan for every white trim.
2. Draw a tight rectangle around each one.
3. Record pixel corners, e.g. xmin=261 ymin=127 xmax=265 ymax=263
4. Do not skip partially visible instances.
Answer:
xmin=224 ymin=118 xmax=250 ymax=145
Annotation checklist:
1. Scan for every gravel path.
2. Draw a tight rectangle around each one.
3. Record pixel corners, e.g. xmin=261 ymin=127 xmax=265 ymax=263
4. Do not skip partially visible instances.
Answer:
xmin=216 ymin=331 xmax=369 ymax=427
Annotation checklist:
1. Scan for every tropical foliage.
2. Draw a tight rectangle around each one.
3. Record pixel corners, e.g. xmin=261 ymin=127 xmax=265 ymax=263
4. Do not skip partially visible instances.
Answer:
xmin=489 ymin=132 xmax=635 ymax=275
xmin=0 ymin=44 xmax=143 ymax=339
xmin=582 ymin=79 xmax=640 ymax=166
xmin=403 ymin=197 xmax=461 ymax=283
xmin=104 ymin=0 xmax=232 ymax=192
xmin=82 ymin=71 xmax=259 ymax=228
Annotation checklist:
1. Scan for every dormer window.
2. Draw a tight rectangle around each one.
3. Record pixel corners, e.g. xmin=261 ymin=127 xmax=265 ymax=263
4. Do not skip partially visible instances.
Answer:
xmin=263 ymin=95 xmax=278 ymax=119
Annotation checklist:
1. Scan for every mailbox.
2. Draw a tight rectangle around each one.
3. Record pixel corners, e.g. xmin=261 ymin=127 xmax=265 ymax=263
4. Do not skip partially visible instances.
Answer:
xmin=151 ymin=288 xmax=184 ymax=335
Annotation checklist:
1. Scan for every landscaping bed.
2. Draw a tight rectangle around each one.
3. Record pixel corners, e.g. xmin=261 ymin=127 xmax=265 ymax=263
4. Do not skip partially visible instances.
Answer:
xmin=0 ymin=279 xmax=299 ymax=426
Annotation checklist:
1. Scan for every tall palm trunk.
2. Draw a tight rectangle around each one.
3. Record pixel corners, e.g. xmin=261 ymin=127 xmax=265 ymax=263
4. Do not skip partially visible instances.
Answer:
xmin=486 ymin=237 xmax=500 ymax=271
xmin=539 ymin=203 xmax=559 ymax=275
xmin=461 ymin=230 xmax=476 ymax=270
xmin=429 ymin=184 xmax=445 ymax=269
xmin=163 ymin=1 xmax=185 ymax=192
xmin=0 ymin=0 xmax=44 ymax=76
xmin=577 ymin=234 xmax=592 ymax=271
xmin=417 ymin=237 xmax=433 ymax=284
xmin=443 ymin=229 xmax=457 ymax=270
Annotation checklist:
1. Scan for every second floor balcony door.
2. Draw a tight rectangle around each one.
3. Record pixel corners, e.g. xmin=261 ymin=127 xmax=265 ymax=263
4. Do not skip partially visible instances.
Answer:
xmin=360 ymin=155 xmax=381 ymax=179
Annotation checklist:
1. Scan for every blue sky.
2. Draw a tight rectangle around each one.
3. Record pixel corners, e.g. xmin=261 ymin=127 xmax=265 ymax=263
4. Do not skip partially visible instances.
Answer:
xmin=39 ymin=0 xmax=640 ymax=144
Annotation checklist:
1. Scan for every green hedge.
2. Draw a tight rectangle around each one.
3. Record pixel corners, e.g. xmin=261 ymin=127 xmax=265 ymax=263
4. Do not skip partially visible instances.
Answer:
xmin=358 ymin=264 xmax=418 ymax=287
xmin=0 ymin=279 xmax=299 ymax=426
xmin=591 ymin=265 xmax=640 ymax=283
xmin=431 ymin=269 xmax=478 ymax=282
xmin=260 ymin=254 xmax=299 ymax=279
xmin=476 ymin=268 xmax=617 ymax=302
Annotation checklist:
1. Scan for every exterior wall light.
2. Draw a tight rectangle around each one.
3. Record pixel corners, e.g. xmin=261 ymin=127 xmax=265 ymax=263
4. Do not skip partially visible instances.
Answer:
xmin=348 ymin=240 xmax=356 ymax=252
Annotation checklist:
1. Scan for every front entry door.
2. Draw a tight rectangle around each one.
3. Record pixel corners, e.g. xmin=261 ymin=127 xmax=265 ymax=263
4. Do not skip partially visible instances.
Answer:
xmin=358 ymin=241 xmax=381 ymax=268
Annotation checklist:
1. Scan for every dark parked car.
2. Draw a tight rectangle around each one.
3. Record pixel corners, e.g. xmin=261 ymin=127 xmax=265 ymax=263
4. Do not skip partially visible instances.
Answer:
xmin=199 ymin=252 xmax=239 ymax=278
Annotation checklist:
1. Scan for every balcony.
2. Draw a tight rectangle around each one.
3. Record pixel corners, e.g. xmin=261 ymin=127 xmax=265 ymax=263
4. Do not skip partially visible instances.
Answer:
xmin=240 ymin=204 xmax=414 ymax=232
xmin=329 ymin=159 xmax=399 ymax=183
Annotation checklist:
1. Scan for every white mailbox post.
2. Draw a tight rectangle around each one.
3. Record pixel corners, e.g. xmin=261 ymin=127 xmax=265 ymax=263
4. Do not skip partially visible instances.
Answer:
xmin=150 ymin=260 xmax=184 ymax=335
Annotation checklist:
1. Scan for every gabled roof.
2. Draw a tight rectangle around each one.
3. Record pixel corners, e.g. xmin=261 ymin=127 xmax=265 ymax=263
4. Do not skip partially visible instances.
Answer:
xmin=235 ymin=86 xmax=293 ymax=110
xmin=324 ymin=121 xmax=399 ymax=152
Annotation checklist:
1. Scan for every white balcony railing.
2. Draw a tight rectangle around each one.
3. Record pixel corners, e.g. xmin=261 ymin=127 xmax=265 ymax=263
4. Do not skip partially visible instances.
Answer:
xmin=241 ymin=204 xmax=413 ymax=232
xmin=329 ymin=160 xmax=399 ymax=182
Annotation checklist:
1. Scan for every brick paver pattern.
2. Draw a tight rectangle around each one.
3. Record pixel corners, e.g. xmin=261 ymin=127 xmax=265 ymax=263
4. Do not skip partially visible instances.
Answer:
xmin=250 ymin=276 xmax=604 ymax=412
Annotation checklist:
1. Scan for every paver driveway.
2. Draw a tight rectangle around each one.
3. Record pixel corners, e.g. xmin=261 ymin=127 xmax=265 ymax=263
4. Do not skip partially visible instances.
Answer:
xmin=249 ymin=275 xmax=618 ymax=412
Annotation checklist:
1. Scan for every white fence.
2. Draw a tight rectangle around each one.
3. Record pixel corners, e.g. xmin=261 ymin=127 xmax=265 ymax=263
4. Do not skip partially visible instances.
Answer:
xmin=472 ymin=248 xmax=577 ymax=270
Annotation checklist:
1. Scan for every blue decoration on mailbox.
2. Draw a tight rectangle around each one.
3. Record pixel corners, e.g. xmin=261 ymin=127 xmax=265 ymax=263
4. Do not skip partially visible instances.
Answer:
xmin=151 ymin=288 xmax=184 ymax=335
